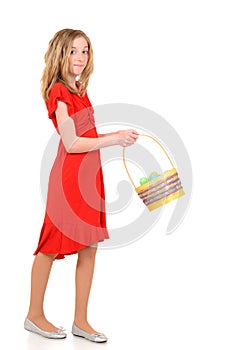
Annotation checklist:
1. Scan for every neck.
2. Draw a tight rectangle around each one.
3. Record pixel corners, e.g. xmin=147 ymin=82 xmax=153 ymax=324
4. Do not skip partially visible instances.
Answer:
xmin=67 ymin=74 xmax=78 ymax=89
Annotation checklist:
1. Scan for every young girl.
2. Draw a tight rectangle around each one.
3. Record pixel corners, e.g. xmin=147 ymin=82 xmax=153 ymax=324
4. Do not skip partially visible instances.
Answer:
xmin=24 ymin=28 xmax=138 ymax=342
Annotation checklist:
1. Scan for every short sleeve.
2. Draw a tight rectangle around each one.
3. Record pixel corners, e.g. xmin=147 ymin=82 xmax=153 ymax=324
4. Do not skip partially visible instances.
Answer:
xmin=46 ymin=83 xmax=73 ymax=128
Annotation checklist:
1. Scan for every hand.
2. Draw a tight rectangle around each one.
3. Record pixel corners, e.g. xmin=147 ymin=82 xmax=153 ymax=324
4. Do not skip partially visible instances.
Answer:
xmin=116 ymin=129 xmax=139 ymax=147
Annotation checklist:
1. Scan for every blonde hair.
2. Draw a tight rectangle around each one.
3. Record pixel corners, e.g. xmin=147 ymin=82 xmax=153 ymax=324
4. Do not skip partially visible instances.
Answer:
xmin=41 ymin=28 xmax=94 ymax=101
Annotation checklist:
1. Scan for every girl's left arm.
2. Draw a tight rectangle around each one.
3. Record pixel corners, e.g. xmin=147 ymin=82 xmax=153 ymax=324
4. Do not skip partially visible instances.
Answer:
xmin=98 ymin=131 xmax=119 ymax=137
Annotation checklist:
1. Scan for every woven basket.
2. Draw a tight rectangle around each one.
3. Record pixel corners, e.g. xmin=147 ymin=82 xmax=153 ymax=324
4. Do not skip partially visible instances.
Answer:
xmin=122 ymin=134 xmax=185 ymax=211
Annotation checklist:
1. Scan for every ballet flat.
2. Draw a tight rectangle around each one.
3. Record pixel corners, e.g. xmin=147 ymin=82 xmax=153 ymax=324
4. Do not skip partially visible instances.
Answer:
xmin=72 ymin=323 xmax=108 ymax=343
xmin=24 ymin=318 xmax=67 ymax=339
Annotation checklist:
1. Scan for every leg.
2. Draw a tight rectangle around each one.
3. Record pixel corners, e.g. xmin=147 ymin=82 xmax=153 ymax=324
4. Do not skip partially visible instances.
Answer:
xmin=74 ymin=245 xmax=99 ymax=334
xmin=26 ymin=252 xmax=59 ymax=332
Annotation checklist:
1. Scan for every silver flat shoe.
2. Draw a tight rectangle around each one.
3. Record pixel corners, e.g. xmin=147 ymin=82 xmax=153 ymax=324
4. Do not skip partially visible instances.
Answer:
xmin=24 ymin=318 xmax=67 ymax=339
xmin=72 ymin=323 xmax=108 ymax=343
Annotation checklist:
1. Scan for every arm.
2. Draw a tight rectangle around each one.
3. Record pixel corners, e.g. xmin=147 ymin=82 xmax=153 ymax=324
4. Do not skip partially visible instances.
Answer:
xmin=56 ymin=101 xmax=138 ymax=153
xmin=97 ymin=131 xmax=119 ymax=138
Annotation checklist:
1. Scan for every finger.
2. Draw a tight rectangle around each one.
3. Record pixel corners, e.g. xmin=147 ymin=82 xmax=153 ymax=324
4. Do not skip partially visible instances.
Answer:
xmin=129 ymin=131 xmax=139 ymax=138
xmin=125 ymin=138 xmax=134 ymax=143
xmin=130 ymin=134 xmax=139 ymax=139
xmin=128 ymin=135 xmax=138 ymax=142
xmin=129 ymin=129 xmax=139 ymax=135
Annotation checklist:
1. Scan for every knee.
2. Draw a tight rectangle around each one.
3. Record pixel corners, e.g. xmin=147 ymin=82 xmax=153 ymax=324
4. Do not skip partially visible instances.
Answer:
xmin=38 ymin=252 xmax=58 ymax=261
xmin=78 ymin=246 xmax=97 ymax=260
xmin=49 ymin=253 xmax=58 ymax=260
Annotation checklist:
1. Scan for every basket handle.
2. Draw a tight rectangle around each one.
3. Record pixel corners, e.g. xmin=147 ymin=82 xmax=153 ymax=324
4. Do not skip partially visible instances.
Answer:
xmin=122 ymin=133 xmax=175 ymax=189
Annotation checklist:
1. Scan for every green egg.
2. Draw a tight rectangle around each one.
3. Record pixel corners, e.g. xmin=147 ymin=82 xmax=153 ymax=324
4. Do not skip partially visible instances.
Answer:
xmin=140 ymin=177 xmax=149 ymax=185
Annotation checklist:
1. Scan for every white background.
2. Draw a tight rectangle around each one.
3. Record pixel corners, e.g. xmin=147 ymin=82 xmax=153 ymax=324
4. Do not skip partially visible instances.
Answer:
xmin=1 ymin=0 xmax=233 ymax=349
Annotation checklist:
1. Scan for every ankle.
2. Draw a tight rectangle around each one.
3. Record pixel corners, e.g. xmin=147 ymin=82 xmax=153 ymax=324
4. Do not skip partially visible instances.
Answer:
xmin=27 ymin=312 xmax=45 ymax=322
xmin=74 ymin=313 xmax=87 ymax=323
xmin=74 ymin=318 xmax=89 ymax=328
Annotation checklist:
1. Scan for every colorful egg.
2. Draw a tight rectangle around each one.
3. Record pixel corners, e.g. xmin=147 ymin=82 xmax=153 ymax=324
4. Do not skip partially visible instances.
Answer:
xmin=139 ymin=177 xmax=149 ymax=185
xmin=149 ymin=172 xmax=159 ymax=181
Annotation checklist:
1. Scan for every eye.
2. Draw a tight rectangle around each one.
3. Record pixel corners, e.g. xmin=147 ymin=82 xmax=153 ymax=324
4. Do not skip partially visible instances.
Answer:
xmin=82 ymin=50 xmax=89 ymax=55
xmin=70 ymin=50 xmax=77 ymax=55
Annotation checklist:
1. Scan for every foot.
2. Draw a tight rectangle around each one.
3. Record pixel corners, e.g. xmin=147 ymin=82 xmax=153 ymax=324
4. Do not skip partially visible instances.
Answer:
xmin=73 ymin=320 xmax=99 ymax=335
xmin=26 ymin=315 xmax=59 ymax=333
xmin=72 ymin=323 xmax=107 ymax=343
xmin=24 ymin=318 xmax=66 ymax=339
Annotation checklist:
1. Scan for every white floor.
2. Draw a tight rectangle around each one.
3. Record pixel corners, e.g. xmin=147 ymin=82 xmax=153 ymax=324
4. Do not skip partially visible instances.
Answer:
xmin=2 ymin=203 xmax=234 ymax=350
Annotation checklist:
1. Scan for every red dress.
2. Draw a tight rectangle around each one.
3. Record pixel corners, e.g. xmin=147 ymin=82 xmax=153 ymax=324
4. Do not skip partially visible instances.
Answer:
xmin=34 ymin=83 xmax=109 ymax=259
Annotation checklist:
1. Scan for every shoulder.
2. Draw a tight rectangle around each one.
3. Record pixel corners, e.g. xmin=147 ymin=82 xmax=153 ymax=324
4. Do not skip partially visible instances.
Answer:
xmin=46 ymin=82 xmax=74 ymax=121
xmin=47 ymin=82 xmax=73 ymax=104
xmin=49 ymin=82 xmax=71 ymax=97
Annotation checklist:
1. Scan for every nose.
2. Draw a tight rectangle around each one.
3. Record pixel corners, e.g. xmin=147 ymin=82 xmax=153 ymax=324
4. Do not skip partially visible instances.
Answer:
xmin=76 ymin=51 xmax=84 ymax=61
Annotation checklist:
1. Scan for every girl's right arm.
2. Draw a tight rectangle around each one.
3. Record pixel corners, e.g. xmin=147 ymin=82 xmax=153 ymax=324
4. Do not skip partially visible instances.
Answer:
xmin=56 ymin=101 xmax=138 ymax=153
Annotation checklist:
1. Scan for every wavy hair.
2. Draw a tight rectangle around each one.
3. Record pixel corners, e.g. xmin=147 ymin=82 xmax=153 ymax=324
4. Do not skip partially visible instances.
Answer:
xmin=41 ymin=28 xmax=94 ymax=101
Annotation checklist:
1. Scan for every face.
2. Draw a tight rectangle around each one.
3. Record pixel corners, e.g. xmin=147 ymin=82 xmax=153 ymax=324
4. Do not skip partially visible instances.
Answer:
xmin=68 ymin=36 xmax=89 ymax=80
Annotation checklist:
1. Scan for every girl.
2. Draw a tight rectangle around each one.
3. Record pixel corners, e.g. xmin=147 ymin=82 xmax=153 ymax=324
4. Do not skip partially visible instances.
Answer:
xmin=24 ymin=28 xmax=138 ymax=342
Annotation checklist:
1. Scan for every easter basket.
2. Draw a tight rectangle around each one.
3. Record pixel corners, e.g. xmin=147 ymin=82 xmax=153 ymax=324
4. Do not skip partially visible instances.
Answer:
xmin=122 ymin=134 xmax=185 ymax=211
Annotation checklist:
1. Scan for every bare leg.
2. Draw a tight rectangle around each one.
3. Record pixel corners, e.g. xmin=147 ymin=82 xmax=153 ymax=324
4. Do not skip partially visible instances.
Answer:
xmin=74 ymin=245 xmax=99 ymax=334
xmin=26 ymin=252 xmax=59 ymax=332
